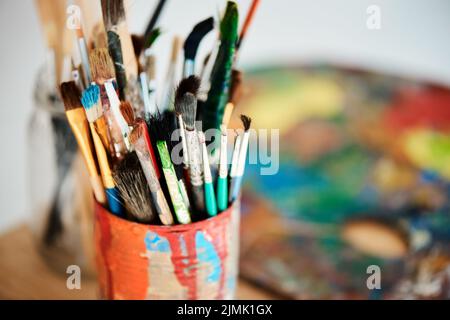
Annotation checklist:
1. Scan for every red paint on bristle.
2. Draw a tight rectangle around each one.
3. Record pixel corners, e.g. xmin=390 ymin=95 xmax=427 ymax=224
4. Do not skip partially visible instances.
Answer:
xmin=384 ymin=86 xmax=450 ymax=133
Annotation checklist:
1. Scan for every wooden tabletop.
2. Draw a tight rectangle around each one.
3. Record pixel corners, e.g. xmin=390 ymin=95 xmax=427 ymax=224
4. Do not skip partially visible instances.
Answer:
xmin=0 ymin=226 xmax=275 ymax=300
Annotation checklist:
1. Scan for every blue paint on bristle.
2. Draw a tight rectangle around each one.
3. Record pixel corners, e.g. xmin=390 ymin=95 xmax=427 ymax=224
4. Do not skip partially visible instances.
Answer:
xmin=81 ymin=84 xmax=100 ymax=110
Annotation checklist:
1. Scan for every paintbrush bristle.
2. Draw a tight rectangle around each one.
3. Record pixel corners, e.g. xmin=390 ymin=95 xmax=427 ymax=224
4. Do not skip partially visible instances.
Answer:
xmin=176 ymin=93 xmax=197 ymax=130
xmin=120 ymin=101 xmax=135 ymax=125
xmin=89 ymin=48 xmax=116 ymax=82
xmin=101 ymin=0 xmax=126 ymax=29
xmin=240 ymin=114 xmax=252 ymax=131
xmin=175 ymin=76 xmax=201 ymax=107
xmin=60 ymin=81 xmax=82 ymax=111
xmin=184 ymin=17 xmax=215 ymax=60
xmin=113 ymin=152 xmax=155 ymax=223
xmin=129 ymin=118 xmax=144 ymax=145
xmin=81 ymin=84 xmax=103 ymax=122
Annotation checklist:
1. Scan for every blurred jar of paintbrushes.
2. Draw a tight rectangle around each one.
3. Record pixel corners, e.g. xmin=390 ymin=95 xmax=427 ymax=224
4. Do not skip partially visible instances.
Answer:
xmin=27 ymin=63 xmax=96 ymax=277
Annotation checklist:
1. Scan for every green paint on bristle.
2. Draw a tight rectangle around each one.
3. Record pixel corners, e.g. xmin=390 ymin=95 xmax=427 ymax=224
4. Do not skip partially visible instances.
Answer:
xmin=144 ymin=28 xmax=162 ymax=49
xmin=202 ymin=1 xmax=238 ymax=132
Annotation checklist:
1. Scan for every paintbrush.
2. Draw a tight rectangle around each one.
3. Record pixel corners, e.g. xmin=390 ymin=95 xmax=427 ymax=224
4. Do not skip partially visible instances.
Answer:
xmin=80 ymin=84 xmax=111 ymax=151
xmin=177 ymin=93 xmax=205 ymax=214
xmin=60 ymin=81 xmax=106 ymax=205
xmin=113 ymin=152 xmax=155 ymax=223
xmin=202 ymin=1 xmax=238 ymax=132
xmin=101 ymin=0 xmax=138 ymax=99
xmin=119 ymin=100 xmax=135 ymax=126
xmin=216 ymin=124 xmax=229 ymax=212
xmin=130 ymin=120 xmax=174 ymax=225
xmin=148 ymin=111 xmax=191 ymax=212
xmin=81 ymin=85 xmax=125 ymax=217
xmin=105 ymin=81 xmax=132 ymax=151
xmin=198 ymin=131 xmax=218 ymax=217
xmin=75 ymin=20 xmax=92 ymax=85
xmin=142 ymin=55 xmax=158 ymax=119
xmin=174 ymin=77 xmax=204 ymax=211
xmin=161 ymin=36 xmax=182 ymax=111
xmin=229 ymin=115 xmax=251 ymax=203
xmin=222 ymin=69 xmax=243 ymax=127
xmin=89 ymin=48 xmax=130 ymax=159
xmin=183 ymin=17 xmax=215 ymax=78
xmin=156 ymin=140 xmax=192 ymax=224
xmin=235 ymin=0 xmax=260 ymax=54
xmin=143 ymin=0 xmax=167 ymax=47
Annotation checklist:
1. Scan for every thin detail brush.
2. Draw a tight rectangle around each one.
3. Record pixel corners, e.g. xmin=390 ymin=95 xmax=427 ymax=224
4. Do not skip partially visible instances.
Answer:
xmin=222 ymin=69 xmax=243 ymax=127
xmin=198 ymin=131 xmax=217 ymax=217
xmin=183 ymin=17 xmax=215 ymax=78
xmin=229 ymin=130 xmax=242 ymax=203
xmin=60 ymin=81 xmax=106 ymax=204
xmin=230 ymin=115 xmax=251 ymax=203
xmin=235 ymin=0 xmax=260 ymax=53
xmin=161 ymin=36 xmax=182 ymax=111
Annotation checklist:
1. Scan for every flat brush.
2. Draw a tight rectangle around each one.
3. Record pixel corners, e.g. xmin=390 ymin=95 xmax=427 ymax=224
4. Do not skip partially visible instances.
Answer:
xmin=156 ymin=140 xmax=191 ymax=224
xmin=60 ymin=81 xmax=106 ymax=205
xmin=198 ymin=131 xmax=218 ymax=217
xmin=130 ymin=120 xmax=174 ymax=225
xmin=81 ymin=85 xmax=124 ymax=217
xmin=113 ymin=152 xmax=155 ymax=223
xmin=230 ymin=115 xmax=251 ymax=203
xmin=80 ymin=84 xmax=111 ymax=151
xmin=101 ymin=0 xmax=138 ymax=98
xmin=75 ymin=22 xmax=92 ymax=84
xmin=89 ymin=48 xmax=129 ymax=159
xmin=202 ymin=1 xmax=238 ymax=132
xmin=183 ymin=17 xmax=215 ymax=78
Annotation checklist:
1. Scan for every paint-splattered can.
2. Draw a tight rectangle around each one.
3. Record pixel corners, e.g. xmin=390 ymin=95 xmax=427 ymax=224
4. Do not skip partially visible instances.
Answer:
xmin=94 ymin=201 xmax=240 ymax=300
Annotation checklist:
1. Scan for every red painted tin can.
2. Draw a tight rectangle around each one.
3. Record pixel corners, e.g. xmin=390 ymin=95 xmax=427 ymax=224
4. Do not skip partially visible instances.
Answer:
xmin=94 ymin=201 xmax=240 ymax=300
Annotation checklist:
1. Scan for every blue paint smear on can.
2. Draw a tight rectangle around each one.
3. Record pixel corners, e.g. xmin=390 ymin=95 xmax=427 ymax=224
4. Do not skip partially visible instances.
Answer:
xmin=145 ymin=231 xmax=171 ymax=253
xmin=196 ymin=232 xmax=221 ymax=283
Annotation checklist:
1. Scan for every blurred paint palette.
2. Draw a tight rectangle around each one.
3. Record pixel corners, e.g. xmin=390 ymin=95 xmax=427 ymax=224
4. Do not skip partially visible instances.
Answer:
xmin=236 ymin=65 xmax=450 ymax=299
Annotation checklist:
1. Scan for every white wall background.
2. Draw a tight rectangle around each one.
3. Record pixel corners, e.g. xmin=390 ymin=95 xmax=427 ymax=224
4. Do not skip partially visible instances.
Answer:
xmin=1 ymin=0 xmax=450 ymax=233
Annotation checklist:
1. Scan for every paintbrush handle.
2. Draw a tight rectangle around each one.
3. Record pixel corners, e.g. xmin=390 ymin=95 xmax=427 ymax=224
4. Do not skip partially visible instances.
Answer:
xmin=90 ymin=174 xmax=107 ymax=205
xmin=217 ymin=176 xmax=228 ymax=212
xmin=204 ymin=182 xmax=218 ymax=217
xmin=157 ymin=141 xmax=191 ymax=224
xmin=90 ymin=123 xmax=124 ymax=217
xmin=229 ymin=175 xmax=242 ymax=204
xmin=134 ymin=146 xmax=174 ymax=225
xmin=185 ymin=130 xmax=205 ymax=212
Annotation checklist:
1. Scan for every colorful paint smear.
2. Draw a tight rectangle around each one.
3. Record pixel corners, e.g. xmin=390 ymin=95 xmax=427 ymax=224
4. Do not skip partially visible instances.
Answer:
xmin=237 ymin=65 xmax=450 ymax=299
